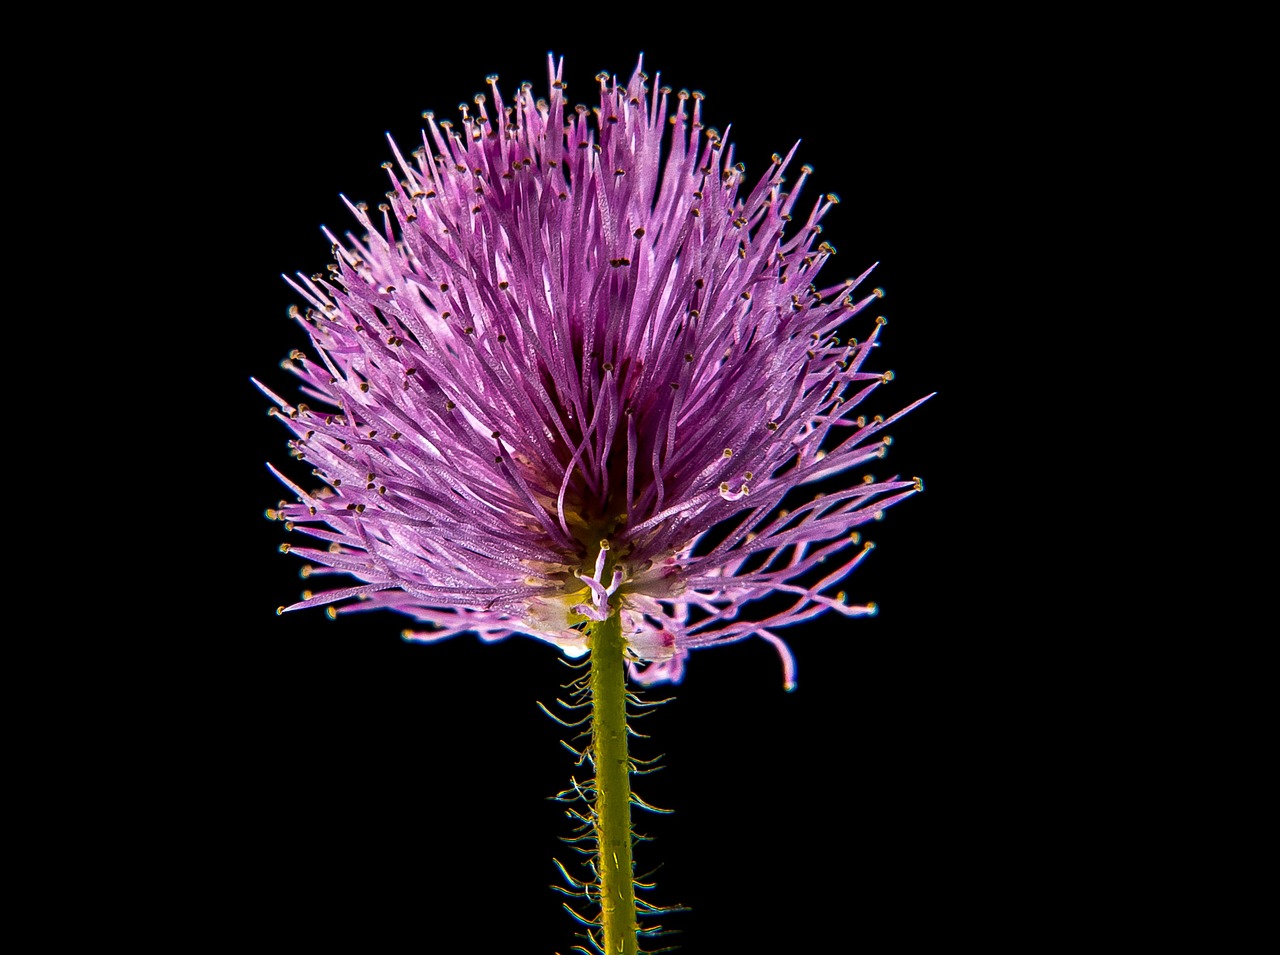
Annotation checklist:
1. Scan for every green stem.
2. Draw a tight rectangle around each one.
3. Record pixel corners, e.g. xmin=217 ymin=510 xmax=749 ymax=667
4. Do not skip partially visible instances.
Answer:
xmin=590 ymin=610 xmax=638 ymax=955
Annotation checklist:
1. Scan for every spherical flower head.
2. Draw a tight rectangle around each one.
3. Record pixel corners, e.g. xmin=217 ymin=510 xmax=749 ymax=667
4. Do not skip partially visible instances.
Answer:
xmin=260 ymin=55 xmax=929 ymax=688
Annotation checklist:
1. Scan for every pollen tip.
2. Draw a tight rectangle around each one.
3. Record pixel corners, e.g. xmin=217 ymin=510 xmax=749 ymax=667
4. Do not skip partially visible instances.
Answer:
xmin=325 ymin=606 xmax=338 ymax=620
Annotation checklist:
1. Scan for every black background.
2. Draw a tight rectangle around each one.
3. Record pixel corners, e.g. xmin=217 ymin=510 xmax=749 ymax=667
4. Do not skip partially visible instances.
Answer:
xmin=113 ymin=29 xmax=1042 ymax=953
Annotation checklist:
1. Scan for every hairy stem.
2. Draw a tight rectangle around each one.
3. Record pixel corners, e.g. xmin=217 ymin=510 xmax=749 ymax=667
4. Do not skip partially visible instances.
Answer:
xmin=590 ymin=610 xmax=638 ymax=955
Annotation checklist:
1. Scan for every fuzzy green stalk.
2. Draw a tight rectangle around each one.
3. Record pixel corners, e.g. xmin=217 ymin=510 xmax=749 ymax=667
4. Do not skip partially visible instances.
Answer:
xmin=590 ymin=609 xmax=639 ymax=955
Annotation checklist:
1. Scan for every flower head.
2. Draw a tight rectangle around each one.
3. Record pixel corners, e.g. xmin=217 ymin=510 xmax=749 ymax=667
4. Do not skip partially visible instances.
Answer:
xmin=260 ymin=55 xmax=928 ymax=687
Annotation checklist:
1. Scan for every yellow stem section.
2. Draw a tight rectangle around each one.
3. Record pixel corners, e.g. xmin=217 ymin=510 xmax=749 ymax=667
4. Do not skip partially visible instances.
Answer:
xmin=590 ymin=610 xmax=638 ymax=955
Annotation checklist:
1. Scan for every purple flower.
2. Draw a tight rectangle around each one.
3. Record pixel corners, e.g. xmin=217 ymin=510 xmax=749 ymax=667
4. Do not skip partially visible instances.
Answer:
xmin=260 ymin=55 xmax=928 ymax=688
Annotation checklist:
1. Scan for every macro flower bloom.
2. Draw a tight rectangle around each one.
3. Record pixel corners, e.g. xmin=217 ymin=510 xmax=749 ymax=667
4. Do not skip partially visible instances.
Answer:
xmin=260 ymin=55 xmax=928 ymax=688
